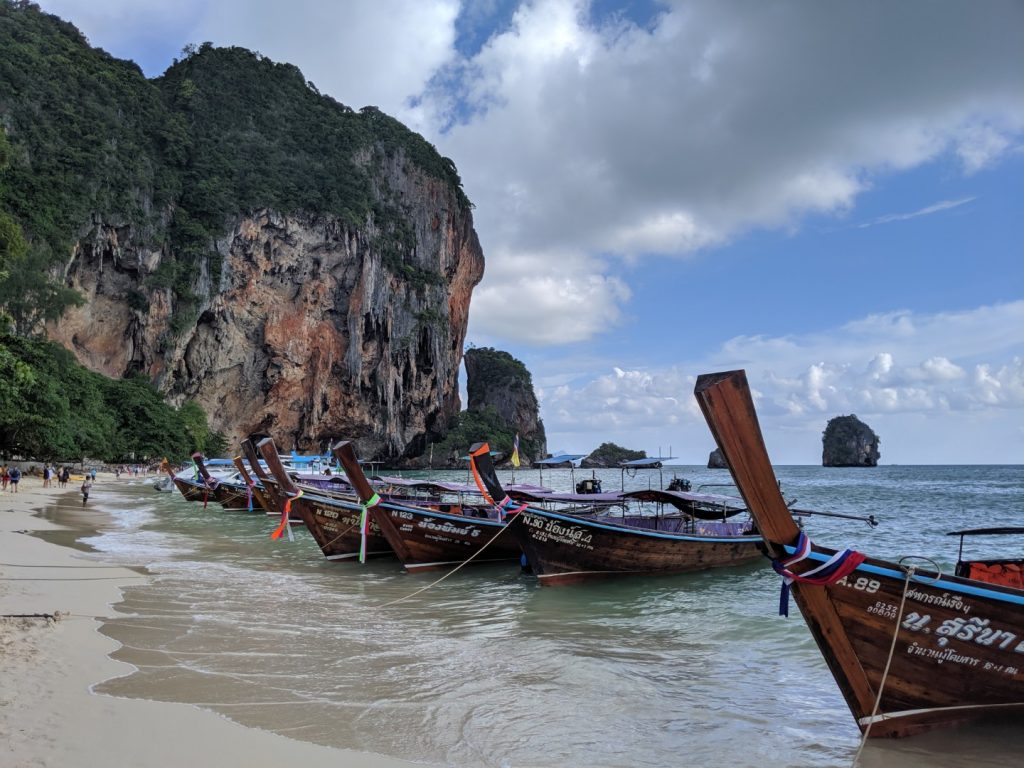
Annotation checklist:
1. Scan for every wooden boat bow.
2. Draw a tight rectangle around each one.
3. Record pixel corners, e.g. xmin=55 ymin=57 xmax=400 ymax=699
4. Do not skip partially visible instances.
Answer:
xmin=694 ymin=370 xmax=879 ymax=729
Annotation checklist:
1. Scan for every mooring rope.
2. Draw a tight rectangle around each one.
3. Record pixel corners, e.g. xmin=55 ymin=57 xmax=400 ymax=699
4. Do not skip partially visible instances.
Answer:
xmin=376 ymin=520 xmax=511 ymax=609
xmin=851 ymin=564 xmax=916 ymax=766
xmin=319 ymin=520 xmax=361 ymax=551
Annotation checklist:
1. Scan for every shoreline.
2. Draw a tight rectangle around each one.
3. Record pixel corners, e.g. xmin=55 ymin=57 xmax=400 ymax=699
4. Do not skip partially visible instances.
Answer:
xmin=0 ymin=476 xmax=417 ymax=768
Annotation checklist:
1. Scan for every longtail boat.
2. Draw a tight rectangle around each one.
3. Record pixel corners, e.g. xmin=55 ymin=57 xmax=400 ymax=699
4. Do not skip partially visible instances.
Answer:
xmin=257 ymin=438 xmax=392 ymax=560
xmin=241 ymin=439 xmax=289 ymax=518
xmin=231 ymin=456 xmax=271 ymax=512
xmin=694 ymin=369 xmax=1024 ymax=738
xmin=161 ymin=458 xmax=212 ymax=503
xmin=191 ymin=452 xmax=253 ymax=510
xmin=469 ymin=443 xmax=763 ymax=585
xmin=333 ymin=440 xmax=521 ymax=572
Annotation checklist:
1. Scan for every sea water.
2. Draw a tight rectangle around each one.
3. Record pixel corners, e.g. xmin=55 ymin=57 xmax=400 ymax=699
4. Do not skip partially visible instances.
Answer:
xmin=42 ymin=465 xmax=1024 ymax=767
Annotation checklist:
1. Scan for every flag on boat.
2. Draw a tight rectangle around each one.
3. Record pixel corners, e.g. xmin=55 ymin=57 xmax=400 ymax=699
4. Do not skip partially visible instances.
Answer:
xmin=511 ymin=433 xmax=521 ymax=468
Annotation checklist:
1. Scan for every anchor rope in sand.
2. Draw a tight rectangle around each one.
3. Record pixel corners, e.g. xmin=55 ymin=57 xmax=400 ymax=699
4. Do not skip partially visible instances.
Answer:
xmin=376 ymin=520 xmax=510 ymax=609
xmin=851 ymin=564 xmax=916 ymax=766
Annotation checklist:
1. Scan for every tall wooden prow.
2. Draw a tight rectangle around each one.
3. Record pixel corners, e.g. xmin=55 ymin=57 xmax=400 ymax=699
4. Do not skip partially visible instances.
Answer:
xmin=693 ymin=370 xmax=878 ymax=729
xmin=468 ymin=442 xmax=505 ymax=506
xmin=241 ymin=438 xmax=282 ymax=512
xmin=331 ymin=441 xmax=377 ymax=505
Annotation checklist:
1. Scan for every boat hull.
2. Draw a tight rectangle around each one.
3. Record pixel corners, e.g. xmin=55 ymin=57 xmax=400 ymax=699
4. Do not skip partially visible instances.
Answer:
xmin=506 ymin=508 xmax=762 ymax=585
xmin=372 ymin=504 xmax=521 ymax=572
xmin=292 ymin=493 xmax=393 ymax=561
xmin=212 ymin=482 xmax=261 ymax=510
xmin=171 ymin=477 xmax=210 ymax=503
xmin=792 ymin=544 xmax=1024 ymax=737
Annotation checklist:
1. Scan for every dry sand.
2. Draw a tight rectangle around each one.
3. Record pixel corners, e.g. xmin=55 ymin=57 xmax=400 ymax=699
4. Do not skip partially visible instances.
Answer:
xmin=0 ymin=476 xmax=418 ymax=768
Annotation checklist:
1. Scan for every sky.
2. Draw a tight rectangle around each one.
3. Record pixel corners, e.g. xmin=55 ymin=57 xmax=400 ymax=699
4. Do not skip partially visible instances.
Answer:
xmin=41 ymin=0 xmax=1024 ymax=463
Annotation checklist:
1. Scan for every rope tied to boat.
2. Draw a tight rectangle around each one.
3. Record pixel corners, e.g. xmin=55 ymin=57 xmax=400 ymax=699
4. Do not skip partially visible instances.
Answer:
xmin=852 ymin=564 xmax=917 ymax=765
xmin=376 ymin=519 xmax=512 ymax=609
xmin=772 ymin=531 xmax=866 ymax=616
xmin=241 ymin=473 xmax=255 ymax=511
xmin=494 ymin=495 xmax=526 ymax=522
xmin=271 ymin=489 xmax=302 ymax=541
xmin=358 ymin=492 xmax=381 ymax=563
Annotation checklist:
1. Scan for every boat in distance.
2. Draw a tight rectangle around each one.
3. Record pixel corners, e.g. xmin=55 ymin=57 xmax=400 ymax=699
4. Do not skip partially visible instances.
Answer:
xmin=694 ymin=368 xmax=1024 ymax=738
xmin=469 ymin=443 xmax=764 ymax=585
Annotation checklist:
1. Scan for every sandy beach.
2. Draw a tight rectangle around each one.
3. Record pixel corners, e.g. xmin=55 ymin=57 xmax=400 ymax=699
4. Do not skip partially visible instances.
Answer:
xmin=0 ymin=475 xmax=417 ymax=768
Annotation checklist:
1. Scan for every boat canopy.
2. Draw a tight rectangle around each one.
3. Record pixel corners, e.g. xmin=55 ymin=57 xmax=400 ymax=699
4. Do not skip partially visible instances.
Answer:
xmin=946 ymin=527 xmax=1024 ymax=537
xmin=533 ymin=454 xmax=587 ymax=466
xmin=289 ymin=451 xmax=332 ymax=464
xmin=619 ymin=457 xmax=677 ymax=468
xmin=621 ymin=489 xmax=747 ymax=518
xmin=509 ymin=489 xmax=625 ymax=504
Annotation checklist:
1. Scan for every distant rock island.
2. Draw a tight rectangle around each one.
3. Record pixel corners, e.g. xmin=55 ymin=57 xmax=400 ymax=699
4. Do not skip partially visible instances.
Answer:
xmin=581 ymin=442 xmax=645 ymax=468
xmin=822 ymin=415 xmax=880 ymax=467
xmin=707 ymin=448 xmax=727 ymax=469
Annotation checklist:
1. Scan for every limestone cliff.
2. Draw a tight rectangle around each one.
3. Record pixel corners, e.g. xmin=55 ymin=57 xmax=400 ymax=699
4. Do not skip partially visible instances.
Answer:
xmin=822 ymin=415 xmax=881 ymax=467
xmin=51 ymin=169 xmax=482 ymax=459
xmin=0 ymin=9 xmax=485 ymax=461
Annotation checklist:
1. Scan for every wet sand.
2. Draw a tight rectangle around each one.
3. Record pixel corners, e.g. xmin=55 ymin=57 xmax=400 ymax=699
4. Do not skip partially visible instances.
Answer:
xmin=0 ymin=475 xmax=418 ymax=768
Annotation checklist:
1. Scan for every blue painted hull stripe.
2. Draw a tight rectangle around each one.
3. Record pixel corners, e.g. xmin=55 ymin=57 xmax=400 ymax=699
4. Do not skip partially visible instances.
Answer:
xmin=520 ymin=508 xmax=761 ymax=544
xmin=786 ymin=545 xmax=1024 ymax=606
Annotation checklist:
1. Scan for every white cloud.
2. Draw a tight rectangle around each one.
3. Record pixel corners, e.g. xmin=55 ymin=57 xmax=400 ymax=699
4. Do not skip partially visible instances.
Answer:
xmin=859 ymin=197 xmax=976 ymax=229
xmin=428 ymin=0 xmax=1024 ymax=343
xmin=189 ymin=1 xmax=460 ymax=115
xmin=538 ymin=301 xmax=1024 ymax=462
xmin=468 ymin=246 xmax=630 ymax=345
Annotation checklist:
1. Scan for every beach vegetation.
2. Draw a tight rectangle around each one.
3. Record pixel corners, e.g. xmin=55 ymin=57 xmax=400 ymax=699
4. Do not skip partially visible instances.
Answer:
xmin=0 ymin=333 xmax=224 ymax=462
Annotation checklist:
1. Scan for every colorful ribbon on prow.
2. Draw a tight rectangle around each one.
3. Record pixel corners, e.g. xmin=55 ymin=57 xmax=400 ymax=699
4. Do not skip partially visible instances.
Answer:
xmin=772 ymin=531 xmax=866 ymax=616
xmin=271 ymin=488 xmax=303 ymax=541
xmin=468 ymin=443 xmax=496 ymax=505
xmin=359 ymin=492 xmax=381 ymax=563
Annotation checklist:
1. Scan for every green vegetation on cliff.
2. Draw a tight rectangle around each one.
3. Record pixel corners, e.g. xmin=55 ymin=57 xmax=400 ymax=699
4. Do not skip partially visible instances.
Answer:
xmin=0 ymin=333 xmax=225 ymax=461
xmin=0 ymin=1 xmax=469 ymax=336
xmin=430 ymin=407 xmax=517 ymax=466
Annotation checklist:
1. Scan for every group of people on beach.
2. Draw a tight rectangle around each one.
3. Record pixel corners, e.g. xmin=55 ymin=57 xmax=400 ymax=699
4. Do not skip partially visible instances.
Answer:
xmin=1 ymin=464 xmax=23 ymax=492
xmin=41 ymin=464 xmax=73 ymax=489
xmin=1 ymin=464 xmax=92 ymax=503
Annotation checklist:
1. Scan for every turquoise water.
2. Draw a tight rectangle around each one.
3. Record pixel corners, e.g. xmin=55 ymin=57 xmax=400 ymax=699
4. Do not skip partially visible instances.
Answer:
xmin=62 ymin=465 xmax=1023 ymax=767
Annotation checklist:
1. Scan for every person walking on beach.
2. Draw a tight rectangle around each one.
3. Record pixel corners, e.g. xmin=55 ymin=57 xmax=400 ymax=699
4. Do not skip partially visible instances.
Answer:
xmin=81 ymin=476 xmax=93 ymax=505
xmin=9 ymin=466 xmax=21 ymax=493
xmin=90 ymin=468 xmax=97 ymax=481
xmin=1 ymin=465 xmax=8 ymax=491
xmin=42 ymin=465 xmax=51 ymax=488
xmin=60 ymin=467 xmax=70 ymax=488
